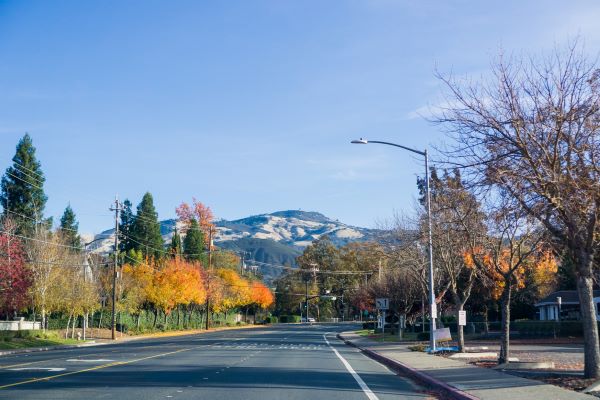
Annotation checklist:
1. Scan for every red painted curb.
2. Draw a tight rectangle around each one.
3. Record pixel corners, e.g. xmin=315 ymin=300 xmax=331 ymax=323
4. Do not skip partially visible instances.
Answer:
xmin=338 ymin=334 xmax=479 ymax=400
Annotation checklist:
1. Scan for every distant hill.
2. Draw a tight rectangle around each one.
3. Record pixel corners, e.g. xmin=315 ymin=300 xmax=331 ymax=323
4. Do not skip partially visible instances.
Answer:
xmin=215 ymin=210 xmax=379 ymax=249
xmin=218 ymin=237 xmax=301 ymax=282
xmin=86 ymin=210 xmax=381 ymax=283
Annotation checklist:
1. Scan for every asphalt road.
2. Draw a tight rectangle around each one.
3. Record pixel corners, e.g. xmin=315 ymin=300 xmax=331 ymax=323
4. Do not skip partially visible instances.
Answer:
xmin=0 ymin=323 xmax=433 ymax=400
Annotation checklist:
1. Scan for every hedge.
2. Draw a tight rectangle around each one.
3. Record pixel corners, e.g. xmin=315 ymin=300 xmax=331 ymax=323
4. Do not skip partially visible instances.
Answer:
xmin=279 ymin=315 xmax=301 ymax=323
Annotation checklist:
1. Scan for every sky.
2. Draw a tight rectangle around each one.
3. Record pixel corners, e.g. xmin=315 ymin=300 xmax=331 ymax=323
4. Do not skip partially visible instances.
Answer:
xmin=1 ymin=1 xmax=599 ymax=234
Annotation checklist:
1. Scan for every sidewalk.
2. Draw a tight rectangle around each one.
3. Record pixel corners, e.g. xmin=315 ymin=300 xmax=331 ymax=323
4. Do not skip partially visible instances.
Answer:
xmin=339 ymin=331 xmax=595 ymax=400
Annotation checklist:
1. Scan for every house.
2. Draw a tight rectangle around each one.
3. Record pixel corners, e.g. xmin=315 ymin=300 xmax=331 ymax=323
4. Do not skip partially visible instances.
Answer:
xmin=535 ymin=290 xmax=600 ymax=321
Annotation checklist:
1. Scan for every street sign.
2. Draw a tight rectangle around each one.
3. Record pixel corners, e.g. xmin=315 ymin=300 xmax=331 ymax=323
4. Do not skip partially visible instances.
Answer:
xmin=458 ymin=310 xmax=466 ymax=326
xmin=375 ymin=298 xmax=389 ymax=310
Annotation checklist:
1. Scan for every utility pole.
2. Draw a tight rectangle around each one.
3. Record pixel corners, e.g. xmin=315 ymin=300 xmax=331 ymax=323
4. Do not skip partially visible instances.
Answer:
xmin=205 ymin=226 xmax=213 ymax=330
xmin=240 ymin=251 xmax=245 ymax=276
xmin=109 ymin=196 xmax=123 ymax=341
xmin=305 ymin=279 xmax=309 ymax=321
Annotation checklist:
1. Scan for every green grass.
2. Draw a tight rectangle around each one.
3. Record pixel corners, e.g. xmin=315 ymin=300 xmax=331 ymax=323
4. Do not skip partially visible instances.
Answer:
xmin=0 ymin=330 xmax=84 ymax=350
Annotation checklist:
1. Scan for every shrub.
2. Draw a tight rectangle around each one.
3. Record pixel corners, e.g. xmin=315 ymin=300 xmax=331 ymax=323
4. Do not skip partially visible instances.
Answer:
xmin=362 ymin=322 xmax=375 ymax=330
xmin=279 ymin=315 xmax=301 ymax=323
xmin=264 ymin=316 xmax=278 ymax=324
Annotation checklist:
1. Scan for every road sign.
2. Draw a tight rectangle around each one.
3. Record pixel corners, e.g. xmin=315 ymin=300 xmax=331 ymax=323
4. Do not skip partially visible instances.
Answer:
xmin=375 ymin=298 xmax=389 ymax=310
xmin=458 ymin=310 xmax=466 ymax=326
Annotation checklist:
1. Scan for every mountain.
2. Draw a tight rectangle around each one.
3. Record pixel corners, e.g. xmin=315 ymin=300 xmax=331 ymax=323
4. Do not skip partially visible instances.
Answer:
xmin=214 ymin=210 xmax=378 ymax=248
xmin=85 ymin=210 xmax=380 ymax=282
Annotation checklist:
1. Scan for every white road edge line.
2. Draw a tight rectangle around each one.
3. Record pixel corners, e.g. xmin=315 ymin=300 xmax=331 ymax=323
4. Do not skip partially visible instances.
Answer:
xmin=323 ymin=333 xmax=379 ymax=400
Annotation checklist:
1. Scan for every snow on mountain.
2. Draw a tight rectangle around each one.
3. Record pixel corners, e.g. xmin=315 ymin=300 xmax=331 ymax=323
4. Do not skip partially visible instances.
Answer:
xmin=85 ymin=210 xmax=378 ymax=255
xmin=214 ymin=210 xmax=377 ymax=249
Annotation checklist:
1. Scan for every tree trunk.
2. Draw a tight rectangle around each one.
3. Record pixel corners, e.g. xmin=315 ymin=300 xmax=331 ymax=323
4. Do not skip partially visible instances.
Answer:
xmin=65 ymin=314 xmax=72 ymax=339
xmin=153 ymin=309 xmax=158 ymax=328
xmin=83 ymin=312 xmax=87 ymax=340
xmin=42 ymin=308 xmax=47 ymax=332
xmin=98 ymin=310 xmax=103 ymax=329
xmin=483 ymin=305 xmax=489 ymax=335
xmin=498 ymin=284 xmax=512 ymax=365
xmin=576 ymin=267 xmax=600 ymax=378
xmin=71 ymin=314 xmax=77 ymax=339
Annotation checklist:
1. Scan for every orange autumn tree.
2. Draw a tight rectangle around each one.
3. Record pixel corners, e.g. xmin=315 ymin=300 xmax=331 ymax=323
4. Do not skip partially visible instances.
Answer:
xmin=143 ymin=258 xmax=207 ymax=328
xmin=465 ymin=209 xmax=557 ymax=365
xmin=247 ymin=280 xmax=274 ymax=323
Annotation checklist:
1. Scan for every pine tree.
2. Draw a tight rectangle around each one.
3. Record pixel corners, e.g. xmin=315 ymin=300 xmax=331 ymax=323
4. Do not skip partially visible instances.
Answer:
xmin=119 ymin=199 xmax=135 ymax=253
xmin=59 ymin=205 xmax=81 ymax=250
xmin=0 ymin=134 xmax=49 ymax=236
xmin=170 ymin=227 xmax=182 ymax=258
xmin=130 ymin=192 xmax=164 ymax=259
xmin=183 ymin=218 xmax=205 ymax=263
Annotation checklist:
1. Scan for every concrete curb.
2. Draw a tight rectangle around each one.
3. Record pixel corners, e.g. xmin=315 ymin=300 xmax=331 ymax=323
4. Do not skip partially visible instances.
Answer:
xmin=337 ymin=334 xmax=479 ymax=400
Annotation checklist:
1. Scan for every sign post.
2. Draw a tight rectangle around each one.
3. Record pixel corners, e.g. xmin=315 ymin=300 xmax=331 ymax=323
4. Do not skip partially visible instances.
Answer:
xmin=376 ymin=298 xmax=389 ymax=342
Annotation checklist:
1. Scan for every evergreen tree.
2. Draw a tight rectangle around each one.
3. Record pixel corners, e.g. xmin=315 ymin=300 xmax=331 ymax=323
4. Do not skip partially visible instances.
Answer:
xmin=0 ymin=134 xmax=49 ymax=235
xmin=183 ymin=218 xmax=205 ymax=263
xmin=59 ymin=205 xmax=81 ymax=250
xmin=170 ymin=227 xmax=183 ymax=258
xmin=130 ymin=192 xmax=164 ymax=259
xmin=119 ymin=199 xmax=135 ymax=253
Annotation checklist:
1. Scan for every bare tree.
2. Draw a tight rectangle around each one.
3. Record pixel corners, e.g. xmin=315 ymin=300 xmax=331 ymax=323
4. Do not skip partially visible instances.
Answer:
xmin=423 ymin=168 xmax=486 ymax=351
xmin=437 ymin=43 xmax=600 ymax=378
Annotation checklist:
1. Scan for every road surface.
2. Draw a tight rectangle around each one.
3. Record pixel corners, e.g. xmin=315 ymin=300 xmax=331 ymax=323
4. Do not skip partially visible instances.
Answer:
xmin=0 ymin=323 xmax=433 ymax=399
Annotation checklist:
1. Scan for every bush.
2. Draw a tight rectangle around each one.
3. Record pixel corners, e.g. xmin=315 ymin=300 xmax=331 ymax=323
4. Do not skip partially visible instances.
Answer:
xmin=362 ymin=322 xmax=375 ymax=330
xmin=513 ymin=320 xmax=583 ymax=337
xmin=279 ymin=315 xmax=301 ymax=323
xmin=416 ymin=332 xmax=430 ymax=341
xmin=264 ymin=316 xmax=278 ymax=324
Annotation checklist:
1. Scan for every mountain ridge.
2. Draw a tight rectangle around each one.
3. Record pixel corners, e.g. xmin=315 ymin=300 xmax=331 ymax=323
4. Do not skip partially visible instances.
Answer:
xmin=84 ymin=209 xmax=380 ymax=282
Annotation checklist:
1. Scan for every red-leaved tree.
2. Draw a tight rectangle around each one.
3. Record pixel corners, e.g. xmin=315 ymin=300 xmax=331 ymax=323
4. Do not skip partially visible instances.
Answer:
xmin=0 ymin=226 xmax=31 ymax=318
xmin=175 ymin=198 xmax=214 ymax=237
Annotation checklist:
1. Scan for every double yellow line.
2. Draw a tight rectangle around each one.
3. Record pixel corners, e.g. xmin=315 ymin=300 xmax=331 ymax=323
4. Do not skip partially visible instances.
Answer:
xmin=0 ymin=347 xmax=192 ymax=390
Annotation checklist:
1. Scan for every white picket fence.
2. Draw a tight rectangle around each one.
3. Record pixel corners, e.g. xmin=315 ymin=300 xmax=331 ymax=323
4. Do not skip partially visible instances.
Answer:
xmin=0 ymin=318 xmax=41 ymax=331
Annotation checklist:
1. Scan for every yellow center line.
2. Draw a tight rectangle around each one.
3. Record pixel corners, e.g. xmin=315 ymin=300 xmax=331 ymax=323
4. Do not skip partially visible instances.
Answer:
xmin=0 ymin=347 xmax=192 ymax=390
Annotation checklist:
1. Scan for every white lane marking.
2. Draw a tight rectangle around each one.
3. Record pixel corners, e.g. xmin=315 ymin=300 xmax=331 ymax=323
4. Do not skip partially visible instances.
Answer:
xmin=66 ymin=359 xmax=114 ymax=362
xmin=8 ymin=367 xmax=66 ymax=372
xmin=323 ymin=333 xmax=379 ymax=400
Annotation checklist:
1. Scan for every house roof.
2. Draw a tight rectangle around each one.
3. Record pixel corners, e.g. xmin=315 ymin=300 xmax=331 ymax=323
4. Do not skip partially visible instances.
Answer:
xmin=535 ymin=290 xmax=600 ymax=306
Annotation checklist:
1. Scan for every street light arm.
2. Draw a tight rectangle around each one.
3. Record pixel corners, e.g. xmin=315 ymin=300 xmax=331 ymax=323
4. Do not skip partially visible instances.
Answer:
xmin=351 ymin=138 xmax=426 ymax=156
xmin=365 ymin=140 xmax=426 ymax=156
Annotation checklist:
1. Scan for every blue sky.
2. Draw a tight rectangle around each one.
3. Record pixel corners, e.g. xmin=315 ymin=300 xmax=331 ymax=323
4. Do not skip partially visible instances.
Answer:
xmin=1 ymin=1 xmax=599 ymax=234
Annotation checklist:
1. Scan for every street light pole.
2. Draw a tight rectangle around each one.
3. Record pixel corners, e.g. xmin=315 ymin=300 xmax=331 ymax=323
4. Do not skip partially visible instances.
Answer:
xmin=351 ymin=138 xmax=437 ymax=352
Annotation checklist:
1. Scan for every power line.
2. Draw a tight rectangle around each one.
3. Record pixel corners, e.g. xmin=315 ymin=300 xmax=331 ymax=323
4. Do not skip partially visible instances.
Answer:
xmin=5 ymin=171 xmax=44 ymax=191
xmin=10 ymin=160 xmax=44 ymax=180
xmin=0 ymin=229 xmax=86 ymax=251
